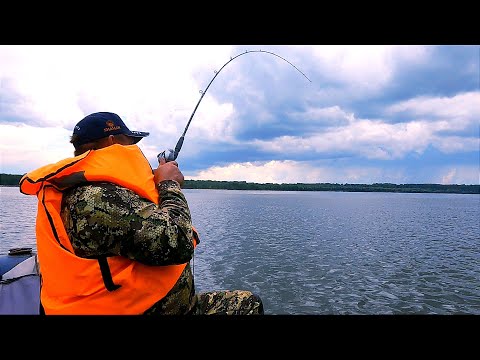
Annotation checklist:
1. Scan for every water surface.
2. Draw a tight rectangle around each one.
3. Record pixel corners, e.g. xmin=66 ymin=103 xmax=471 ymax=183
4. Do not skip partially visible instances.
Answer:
xmin=1 ymin=186 xmax=479 ymax=314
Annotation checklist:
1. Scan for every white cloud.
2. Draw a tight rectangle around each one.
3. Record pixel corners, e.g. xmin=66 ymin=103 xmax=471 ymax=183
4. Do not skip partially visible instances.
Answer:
xmin=0 ymin=45 xmax=234 ymax=129
xmin=441 ymin=168 xmax=457 ymax=184
xmin=187 ymin=160 xmax=479 ymax=185
xmin=290 ymin=105 xmax=354 ymax=127
xmin=307 ymin=45 xmax=430 ymax=93
xmin=187 ymin=160 xmax=404 ymax=184
xmin=437 ymin=166 xmax=480 ymax=185
xmin=386 ymin=91 xmax=480 ymax=129
xmin=432 ymin=135 xmax=480 ymax=153
xmin=251 ymin=89 xmax=480 ymax=160
xmin=0 ymin=123 xmax=72 ymax=174
xmin=251 ymin=118 xmax=434 ymax=160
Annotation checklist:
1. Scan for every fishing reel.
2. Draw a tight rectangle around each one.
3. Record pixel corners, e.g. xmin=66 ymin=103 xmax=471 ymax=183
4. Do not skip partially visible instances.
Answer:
xmin=157 ymin=136 xmax=184 ymax=163
xmin=157 ymin=149 xmax=176 ymax=163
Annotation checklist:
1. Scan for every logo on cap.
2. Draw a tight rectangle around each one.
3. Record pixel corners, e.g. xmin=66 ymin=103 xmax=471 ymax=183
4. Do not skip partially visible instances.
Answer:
xmin=104 ymin=120 xmax=120 ymax=133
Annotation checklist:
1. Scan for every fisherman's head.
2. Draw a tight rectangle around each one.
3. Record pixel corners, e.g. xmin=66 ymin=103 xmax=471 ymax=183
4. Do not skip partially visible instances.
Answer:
xmin=70 ymin=112 xmax=149 ymax=156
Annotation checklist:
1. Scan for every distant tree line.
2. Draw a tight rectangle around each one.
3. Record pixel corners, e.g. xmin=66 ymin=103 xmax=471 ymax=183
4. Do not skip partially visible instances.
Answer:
xmin=1 ymin=173 xmax=478 ymax=194
xmin=0 ymin=173 xmax=23 ymax=186
xmin=182 ymin=180 xmax=479 ymax=194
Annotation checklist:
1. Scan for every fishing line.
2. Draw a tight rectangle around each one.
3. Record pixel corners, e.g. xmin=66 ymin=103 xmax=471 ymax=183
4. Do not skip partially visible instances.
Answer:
xmin=157 ymin=49 xmax=312 ymax=162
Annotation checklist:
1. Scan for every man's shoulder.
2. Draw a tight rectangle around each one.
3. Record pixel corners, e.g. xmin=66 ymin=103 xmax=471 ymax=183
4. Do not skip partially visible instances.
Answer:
xmin=62 ymin=182 xmax=146 ymax=221
xmin=64 ymin=182 xmax=138 ymax=201
xmin=65 ymin=182 xmax=120 ymax=194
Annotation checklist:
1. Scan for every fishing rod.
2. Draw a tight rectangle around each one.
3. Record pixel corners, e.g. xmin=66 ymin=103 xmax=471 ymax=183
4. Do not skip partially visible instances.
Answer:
xmin=157 ymin=49 xmax=312 ymax=163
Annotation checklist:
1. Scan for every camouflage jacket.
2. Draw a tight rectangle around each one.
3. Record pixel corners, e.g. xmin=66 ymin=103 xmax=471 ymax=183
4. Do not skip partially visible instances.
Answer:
xmin=60 ymin=180 xmax=197 ymax=314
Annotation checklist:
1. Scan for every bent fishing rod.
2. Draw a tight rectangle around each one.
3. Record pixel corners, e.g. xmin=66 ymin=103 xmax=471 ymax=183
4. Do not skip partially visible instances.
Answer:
xmin=157 ymin=49 xmax=312 ymax=163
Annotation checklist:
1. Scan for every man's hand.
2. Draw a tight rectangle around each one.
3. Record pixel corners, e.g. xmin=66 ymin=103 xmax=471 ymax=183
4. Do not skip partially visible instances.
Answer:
xmin=154 ymin=158 xmax=184 ymax=186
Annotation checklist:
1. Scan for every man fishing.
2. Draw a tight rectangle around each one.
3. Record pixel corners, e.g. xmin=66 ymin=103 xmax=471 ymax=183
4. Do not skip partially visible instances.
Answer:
xmin=19 ymin=111 xmax=264 ymax=315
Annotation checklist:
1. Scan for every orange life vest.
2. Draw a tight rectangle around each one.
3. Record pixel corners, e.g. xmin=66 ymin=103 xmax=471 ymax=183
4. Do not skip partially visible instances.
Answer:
xmin=19 ymin=144 xmax=197 ymax=315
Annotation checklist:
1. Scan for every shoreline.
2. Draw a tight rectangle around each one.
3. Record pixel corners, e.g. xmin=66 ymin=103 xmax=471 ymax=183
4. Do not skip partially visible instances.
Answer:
xmin=1 ymin=173 xmax=478 ymax=194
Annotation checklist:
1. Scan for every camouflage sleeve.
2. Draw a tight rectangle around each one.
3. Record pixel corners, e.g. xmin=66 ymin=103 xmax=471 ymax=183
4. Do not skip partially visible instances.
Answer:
xmin=60 ymin=180 xmax=194 ymax=266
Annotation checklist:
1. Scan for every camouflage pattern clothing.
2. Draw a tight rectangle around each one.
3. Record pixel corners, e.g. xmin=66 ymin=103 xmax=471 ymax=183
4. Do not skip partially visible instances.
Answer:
xmin=193 ymin=290 xmax=264 ymax=315
xmin=61 ymin=180 xmax=264 ymax=315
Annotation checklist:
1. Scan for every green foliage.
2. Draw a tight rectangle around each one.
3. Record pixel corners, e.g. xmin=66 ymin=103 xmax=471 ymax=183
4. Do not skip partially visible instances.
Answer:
xmin=0 ymin=173 xmax=23 ymax=186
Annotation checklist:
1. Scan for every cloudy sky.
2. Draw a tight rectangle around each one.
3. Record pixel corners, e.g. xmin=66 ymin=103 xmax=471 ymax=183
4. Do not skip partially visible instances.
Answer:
xmin=0 ymin=45 xmax=478 ymax=185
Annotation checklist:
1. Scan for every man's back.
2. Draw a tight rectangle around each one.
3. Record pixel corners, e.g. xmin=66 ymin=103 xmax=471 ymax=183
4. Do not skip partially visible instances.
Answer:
xmin=61 ymin=181 xmax=198 ymax=314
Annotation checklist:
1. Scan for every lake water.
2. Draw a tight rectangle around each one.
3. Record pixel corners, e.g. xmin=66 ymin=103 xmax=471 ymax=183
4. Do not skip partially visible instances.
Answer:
xmin=1 ymin=186 xmax=479 ymax=315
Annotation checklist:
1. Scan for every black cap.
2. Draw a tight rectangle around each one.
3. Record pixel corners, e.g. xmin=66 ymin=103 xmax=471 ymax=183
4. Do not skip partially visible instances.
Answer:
xmin=72 ymin=112 xmax=149 ymax=147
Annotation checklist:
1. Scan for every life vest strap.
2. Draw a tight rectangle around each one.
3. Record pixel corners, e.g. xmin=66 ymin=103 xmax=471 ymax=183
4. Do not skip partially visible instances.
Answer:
xmin=97 ymin=257 xmax=121 ymax=292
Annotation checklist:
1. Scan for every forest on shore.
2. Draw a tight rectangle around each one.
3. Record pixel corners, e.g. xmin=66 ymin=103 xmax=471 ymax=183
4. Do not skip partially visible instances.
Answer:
xmin=1 ymin=173 xmax=478 ymax=194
